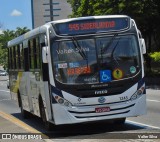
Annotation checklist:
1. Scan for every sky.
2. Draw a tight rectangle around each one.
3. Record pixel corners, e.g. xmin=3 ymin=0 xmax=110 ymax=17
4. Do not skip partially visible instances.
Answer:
xmin=0 ymin=0 xmax=32 ymax=31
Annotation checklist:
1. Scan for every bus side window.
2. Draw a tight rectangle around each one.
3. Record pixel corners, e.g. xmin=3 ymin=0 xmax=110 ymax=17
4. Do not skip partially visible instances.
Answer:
xmin=13 ymin=46 xmax=17 ymax=69
xmin=28 ymin=39 xmax=34 ymax=70
xmin=35 ymin=38 xmax=40 ymax=69
xmin=20 ymin=43 xmax=24 ymax=70
xmin=9 ymin=47 xmax=13 ymax=69
xmin=31 ymin=37 xmax=41 ymax=70
xmin=17 ymin=44 xmax=21 ymax=69
xmin=24 ymin=47 xmax=29 ymax=71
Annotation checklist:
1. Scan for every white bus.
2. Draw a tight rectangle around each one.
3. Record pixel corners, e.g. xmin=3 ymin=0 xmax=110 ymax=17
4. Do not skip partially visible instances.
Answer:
xmin=8 ymin=15 xmax=146 ymax=130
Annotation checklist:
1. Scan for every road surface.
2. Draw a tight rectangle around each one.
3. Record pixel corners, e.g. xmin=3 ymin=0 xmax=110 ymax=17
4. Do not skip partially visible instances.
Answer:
xmin=0 ymin=78 xmax=160 ymax=141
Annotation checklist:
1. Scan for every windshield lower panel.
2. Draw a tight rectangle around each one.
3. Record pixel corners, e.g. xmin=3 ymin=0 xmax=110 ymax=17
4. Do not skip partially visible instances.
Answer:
xmin=51 ymin=35 xmax=141 ymax=85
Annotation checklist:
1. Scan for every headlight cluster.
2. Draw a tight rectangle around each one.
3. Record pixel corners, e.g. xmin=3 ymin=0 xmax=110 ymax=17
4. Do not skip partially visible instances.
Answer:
xmin=130 ymin=86 xmax=145 ymax=101
xmin=54 ymin=95 xmax=72 ymax=107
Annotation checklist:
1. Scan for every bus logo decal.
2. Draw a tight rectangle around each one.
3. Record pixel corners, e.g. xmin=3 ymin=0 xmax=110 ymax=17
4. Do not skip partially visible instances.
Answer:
xmin=98 ymin=97 xmax=106 ymax=104
xmin=78 ymin=98 xmax=81 ymax=102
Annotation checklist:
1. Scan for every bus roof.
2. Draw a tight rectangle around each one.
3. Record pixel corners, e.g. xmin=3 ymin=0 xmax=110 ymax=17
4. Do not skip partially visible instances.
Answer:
xmin=48 ymin=15 xmax=130 ymax=25
xmin=8 ymin=26 xmax=47 ymax=47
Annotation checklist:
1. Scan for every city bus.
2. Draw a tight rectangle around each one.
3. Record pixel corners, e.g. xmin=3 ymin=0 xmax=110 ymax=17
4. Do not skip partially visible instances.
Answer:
xmin=8 ymin=15 xmax=146 ymax=130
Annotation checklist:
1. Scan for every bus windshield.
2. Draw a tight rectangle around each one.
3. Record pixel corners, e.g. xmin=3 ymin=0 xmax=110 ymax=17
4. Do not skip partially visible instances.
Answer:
xmin=51 ymin=34 xmax=141 ymax=84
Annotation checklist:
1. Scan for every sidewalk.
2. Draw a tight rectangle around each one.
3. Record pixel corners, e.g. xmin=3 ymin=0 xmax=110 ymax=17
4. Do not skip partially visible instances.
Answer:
xmin=0 ymin=115 xmax=46 ymax=142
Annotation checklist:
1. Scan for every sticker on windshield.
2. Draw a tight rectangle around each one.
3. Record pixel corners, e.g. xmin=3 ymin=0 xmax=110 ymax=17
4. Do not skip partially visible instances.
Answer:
xmin=100 ymin=70 xmax=112 ymax=82
xmin=58 ymin=63 xmax=68 ymax=68
xmin=130 ymin=66 xmax=136 ymax=74
xmin=112 ymin=68 xmax=123 ymax=80
xmin=69 ymin=62 xmax=80 ymax=68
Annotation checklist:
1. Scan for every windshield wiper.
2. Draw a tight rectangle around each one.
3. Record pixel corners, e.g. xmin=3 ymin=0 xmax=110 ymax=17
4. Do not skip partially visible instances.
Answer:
xmin=111 ymin=37 xmax=121 ymax=66
xmin=71 ymin=37 xmax=87 ymax=60
xmin=101 ymin=33 xmax=118 ymax=54
xmin=100 ymin=34 xmax=118 ymax=65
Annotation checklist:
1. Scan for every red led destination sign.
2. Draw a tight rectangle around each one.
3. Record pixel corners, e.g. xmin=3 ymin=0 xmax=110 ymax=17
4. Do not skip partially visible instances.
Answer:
xmin=53 ymin=17 xmax=129 ymax=35
xmin=68 ymin=21 xmax=115 ymax=31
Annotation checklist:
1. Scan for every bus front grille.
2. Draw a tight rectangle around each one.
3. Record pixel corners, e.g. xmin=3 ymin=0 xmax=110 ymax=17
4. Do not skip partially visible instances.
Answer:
xmin=68 ymin=104 xmax=135 ymax=119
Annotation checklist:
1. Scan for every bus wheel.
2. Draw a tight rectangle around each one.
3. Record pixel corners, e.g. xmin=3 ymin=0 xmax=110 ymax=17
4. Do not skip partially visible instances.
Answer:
xmin=114 ymin=118 xmax=126 ymax=125
xmin=19 ymin=97 xmax=30 ymax=119
xmin=39 ymin=100 xmax=53 ymax=131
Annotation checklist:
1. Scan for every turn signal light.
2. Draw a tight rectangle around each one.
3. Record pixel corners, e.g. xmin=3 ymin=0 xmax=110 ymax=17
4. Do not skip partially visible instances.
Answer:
xmin=130 ymin=86 xmax=145 ymax=101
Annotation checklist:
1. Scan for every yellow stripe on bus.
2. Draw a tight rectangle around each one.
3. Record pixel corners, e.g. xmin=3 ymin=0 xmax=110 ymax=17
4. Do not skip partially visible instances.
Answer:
xmin=12 ymin=72 xmax=23 ymax=93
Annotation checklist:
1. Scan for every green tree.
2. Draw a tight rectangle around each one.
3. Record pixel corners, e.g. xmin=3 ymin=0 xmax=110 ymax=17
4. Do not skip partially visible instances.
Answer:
xmin=15 ymin=27 xmax=30 ymax=37
xmin=68 ymin=0 xmax=160 ymax=47
xmin=0 ymin=27 xmax=30 ymax=69
xmin=150 ymin=52 xmax=160 ymax=62
xmin=67 ymin=0 xmax=81 ymax=17
xmin=0 ymin=30 xmax=15 ymax=69
xmin=0 ymin=30 xmax=15 ymax=48
xmin=67 ymin=0 xmax=160 ymax=73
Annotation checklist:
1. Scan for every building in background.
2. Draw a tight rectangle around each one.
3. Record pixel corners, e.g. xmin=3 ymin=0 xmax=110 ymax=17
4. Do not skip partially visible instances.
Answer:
xmin=31 ymin=0 xmax=72 ymax=28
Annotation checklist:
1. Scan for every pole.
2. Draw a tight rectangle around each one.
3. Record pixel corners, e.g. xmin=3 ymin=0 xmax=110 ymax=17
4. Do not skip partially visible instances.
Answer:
xmin=50 ymin=0 xmax=53 ymax=21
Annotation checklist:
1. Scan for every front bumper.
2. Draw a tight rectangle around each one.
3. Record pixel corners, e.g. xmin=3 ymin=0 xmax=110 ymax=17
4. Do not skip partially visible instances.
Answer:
xmin=52 ymin=94 xmax=146 ymax=125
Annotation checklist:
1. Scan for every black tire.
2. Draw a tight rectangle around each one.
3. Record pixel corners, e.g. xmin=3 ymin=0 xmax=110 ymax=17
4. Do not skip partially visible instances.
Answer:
xmin=19 ymin=95 xmax=30 ymax=119
xmin=114 ymin=118 xmax=126 ymax=125
xmin=39 ymin=99 xmax=53 ymax=131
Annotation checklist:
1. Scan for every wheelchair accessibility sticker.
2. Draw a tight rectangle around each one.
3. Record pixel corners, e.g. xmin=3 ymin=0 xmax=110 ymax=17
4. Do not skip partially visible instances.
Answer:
xmin=100 ymin=70 xmax=112 ymax=82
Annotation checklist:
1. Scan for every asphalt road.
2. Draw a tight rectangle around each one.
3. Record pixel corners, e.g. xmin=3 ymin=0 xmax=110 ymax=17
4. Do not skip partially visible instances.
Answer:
xmin=0 ymin=78 xmax=160 ymax=141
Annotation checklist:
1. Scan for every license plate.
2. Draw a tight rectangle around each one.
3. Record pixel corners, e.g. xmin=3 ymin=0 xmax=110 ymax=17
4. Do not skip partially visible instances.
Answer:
xmin=95 ymin=107 xmax=110 ymax=113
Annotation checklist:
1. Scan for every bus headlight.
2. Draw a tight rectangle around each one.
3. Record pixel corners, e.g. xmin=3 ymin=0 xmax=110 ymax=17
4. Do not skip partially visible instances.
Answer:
xmin=54 ymin=95 xmax=72 ymax=107
xmin=58 ymin=98 xmax=64 ymax=104
xmin=130 ymin=86 xmax=145 ymax=101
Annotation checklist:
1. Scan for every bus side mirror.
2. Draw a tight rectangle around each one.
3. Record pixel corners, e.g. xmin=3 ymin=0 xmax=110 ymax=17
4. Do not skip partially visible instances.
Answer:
xmin=42 ymin=46 xmax=48 ymax=63
xmin=139 ymin=38 xmax=146 ymax=54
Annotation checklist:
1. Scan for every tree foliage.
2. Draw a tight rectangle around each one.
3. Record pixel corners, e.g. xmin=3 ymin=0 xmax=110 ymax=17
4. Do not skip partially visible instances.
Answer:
xmin=15 ymin=27 xmax=30 ymax=37
xmin=67 ymin=0 xmax=160 ymax=49
xmin=0 ymin=30 xmax=15 ymax=48
xmin=0 ymin=27 xmax=30 ymax=69
xmin=67 ymin=0 xmax=160 ymax=73
xmin=150 ymin=52 xmax=160 ymax=62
